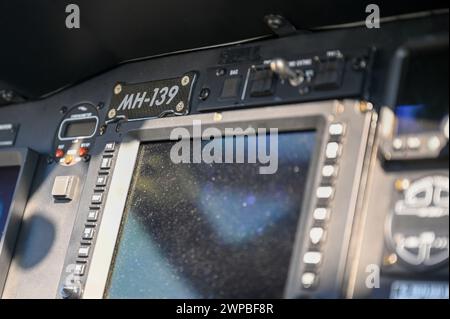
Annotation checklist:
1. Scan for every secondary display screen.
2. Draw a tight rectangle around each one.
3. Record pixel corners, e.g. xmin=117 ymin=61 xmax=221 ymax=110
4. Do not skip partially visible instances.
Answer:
xmin=62 ymin=119 xmax=97 ymax=138
xmin=0 ymin=166 xmax=20 ymax=238
xmin=395 ymin=46 xmax=449 ymax=135
xmin=107 ymin=131 xmax=317 ymax=298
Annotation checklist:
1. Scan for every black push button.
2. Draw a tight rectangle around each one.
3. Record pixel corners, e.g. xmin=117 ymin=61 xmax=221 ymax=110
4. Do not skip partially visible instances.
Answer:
xmin=250 ymin=69 xmax=275 ymax=97
xmin=314 ymin=60 xmax=344 ymax=90
xmin=220 ymin=76 xmax=241 ymax=99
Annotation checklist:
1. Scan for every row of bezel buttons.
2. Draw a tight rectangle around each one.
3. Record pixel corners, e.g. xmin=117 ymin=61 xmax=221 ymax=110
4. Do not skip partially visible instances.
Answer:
xmin=301 ymin=122 xmax=346 ymax=289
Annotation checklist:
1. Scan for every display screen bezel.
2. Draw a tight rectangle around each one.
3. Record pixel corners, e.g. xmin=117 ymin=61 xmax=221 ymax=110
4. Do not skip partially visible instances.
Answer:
xmin=82 ymin=100 xmax=373 ymax=299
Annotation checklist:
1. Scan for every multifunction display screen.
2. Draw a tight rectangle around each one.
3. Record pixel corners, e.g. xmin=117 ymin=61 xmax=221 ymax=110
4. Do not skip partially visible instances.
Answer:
xmin=107 ymin=131 xmax=317 ymax=298
xmin=0 ymin=166 xmax=20 ymax=237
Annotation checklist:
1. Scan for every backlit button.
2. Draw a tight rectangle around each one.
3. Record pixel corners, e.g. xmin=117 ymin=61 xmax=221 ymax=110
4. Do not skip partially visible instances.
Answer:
xmin=303 ymin=252 xmax=322 ymax=265
xmin=91 ymin=193 xmax=103 ymax=204
xmin=78 ymin=147 xmax=89 ymax=157
xmin=87 ymin=210 xmax=99 ymax=222
xmin=325 ymin=142 xmax=341 ymax=160
xmin=313 ymin=208 xmax=329 ymax=221
xmin=322 ymin=165 xmax=338 ymax=178
xmin=74 ymin=264 xmax=85 ymax=276
xmin=104 ymin=142 xmax=116 ymax=152
xmin=329 ymin=123 xmax=345 ymax=137
xmin=392 ymin=138 xmax=404 ymax=151
xmin=316 ymin=187 xmax=334 ymax=200
xmin=55 ymin=149 xmax=65 ymax=158
xmin=100 ymin=157 xmax=112 ymax=170
xmin=406 ymin=137 xmax=421 ymax=150
xmin=309 ymin=227 xmax=325 ymax=245
xmin=96 ymin=175 xmax=108 ymax=187
xmin=78 ymin=246 xmax=90 ymax=258
xmin=301 ymin=272 xmax=317 ymax=289
xmin=82 ymin=227 xmax=95 ymax=240
xmin=427 ymin=136 xmax=441 ymax=152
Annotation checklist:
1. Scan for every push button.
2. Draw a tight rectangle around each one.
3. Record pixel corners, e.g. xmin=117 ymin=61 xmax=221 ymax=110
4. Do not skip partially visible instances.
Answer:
xmin=96 ymin=175 xmax=108 ymax=187
xmin=82 ymin=227 xmax=95 ymax=240
xmin=55 ymin=149 xmax=65 ymax=158
xmin=329 ymin=123 xmax=345 ymax=138
xmin=309 ymin=227 xmax=325 ymax=245
xmin=316 ymin=186 xmax=334 ymax=200
xmin=220 ymin=76 xmax=242 ymax=99
xmin=104 ymin=142 xmax=116 ymax=152
xmin=78 ymin=147 xmax=89 ymax=157
xmin=322 ymin=165 xmax=338 ymax=178
xmin=314 ymin=59 xmax=344 ymax=90
xmin=301 ymin=272 xmax=317 ymax=289
xmin=91 ymin=193 xmax=103 ymax=204
xmin=313 ymin=208 xmax=329 ymax=221
xmin=64 ymin=154 xmax=74 ymax=165
xmin=325 ymin=142 xmax=341 ymax=160
xmin=87 ymin=210 xmax=99 ymax=222
xmin=303 ymin=252 xmax=322 ymax=265
xmin=78 ymin=246 xmax=90 ymax=258
xmin=100 ymin=157 xmax=112 ymax=170
xmin=250 ymin=69 xmax=275 ymax=97
xmin=52 ymin=176 xmax=77 ymax=201
xmin=74 ymin=264 xmax=85 ymax=276
xmin=407 ymin=136 xmax=421 ymax=150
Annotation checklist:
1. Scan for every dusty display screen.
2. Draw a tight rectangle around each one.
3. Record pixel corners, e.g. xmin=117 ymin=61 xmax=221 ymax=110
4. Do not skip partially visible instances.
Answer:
xmin=0 ymin=166 xmax=20 ymax=238
xmin=107 ymin=131 xmax=317 ymax=298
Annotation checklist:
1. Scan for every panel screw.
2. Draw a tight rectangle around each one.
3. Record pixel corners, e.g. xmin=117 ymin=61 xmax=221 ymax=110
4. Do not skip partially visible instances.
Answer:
xmin=60 ymin=106 xmax=68 ymax=114
xmin=352 ymin=57 xmax=367 ymax=71
xmin=181 ymin=76 xmax=190 ymax=86
xmin=299 ymin=86 xmax=310 ymax=96
xmin=359 ymin=101 xmax=373 ymax=113
xmin=108 ymin=109 xmax=117 ymax=119
xmin=215 ymin=68 xmax=226 ymax=77
xmin=176 ymin=101 xmax=185 ymax=112
xmin=394 ymin=178 xmax=410 ymax=191
xmin=198 ymin=88 xmax=210 ymax=101
xmin=384 ymin=253 xmax=398 ymax=266
xmin=265 ymin=14 xmax=284 ymax=30
xmin=114 ymin=84 xmax=122 ymax=95
xmin=96 ymin=102 xmax=105 ymax=110
xmin=213 ymin=113 xmax=223 ymax=122
xmin=99 ymin=125 xmax=106 ymax=136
